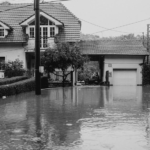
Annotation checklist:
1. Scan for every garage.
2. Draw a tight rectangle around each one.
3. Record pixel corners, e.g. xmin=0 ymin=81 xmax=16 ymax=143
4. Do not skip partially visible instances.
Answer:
xmin=113 ymin=69 xmax=137 ymax=86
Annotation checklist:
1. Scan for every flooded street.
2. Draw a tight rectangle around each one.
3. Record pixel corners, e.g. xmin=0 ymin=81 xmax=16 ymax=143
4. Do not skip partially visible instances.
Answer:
xmin=0 ymin=86 xmax=150 ymax=150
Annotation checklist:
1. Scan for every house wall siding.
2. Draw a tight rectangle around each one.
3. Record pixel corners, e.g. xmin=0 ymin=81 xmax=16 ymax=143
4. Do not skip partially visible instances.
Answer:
xmin=0 ymin=44 xmax=26 ymax=69
xmin=103 ymin=55 xmax=144 ymax=85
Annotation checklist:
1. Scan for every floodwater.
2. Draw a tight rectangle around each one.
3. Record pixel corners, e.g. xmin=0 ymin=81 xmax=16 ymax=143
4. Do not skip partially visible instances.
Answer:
xmin=0 ymin=86 xmax=150 ymax=150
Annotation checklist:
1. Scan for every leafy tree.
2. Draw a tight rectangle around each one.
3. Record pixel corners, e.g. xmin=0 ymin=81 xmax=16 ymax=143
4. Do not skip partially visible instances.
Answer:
xmin=80 ymin=33 xmax=144 ymax=41
xmin=80 ymin=33 xmax=101 ymax=41
xmin=41 ymin=42 xmax=88 ymax=85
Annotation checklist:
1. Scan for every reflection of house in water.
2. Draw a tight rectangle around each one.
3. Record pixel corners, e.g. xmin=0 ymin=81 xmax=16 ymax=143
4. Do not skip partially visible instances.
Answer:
xmin=0 ymin=86 xmax=146 ymax=149
xmin=104 ymin=86 xmax=142 ymax=108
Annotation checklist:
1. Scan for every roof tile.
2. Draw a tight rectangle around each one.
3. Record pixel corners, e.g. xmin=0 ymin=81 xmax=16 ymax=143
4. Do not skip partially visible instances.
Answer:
xmin=0 ymin=3 xmax=80 ymax=43
xmin=80 ymin=40 xmax=148 ymax=55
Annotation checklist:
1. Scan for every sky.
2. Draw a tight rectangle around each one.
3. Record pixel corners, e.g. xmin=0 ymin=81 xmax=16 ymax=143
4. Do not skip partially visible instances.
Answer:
xmin=1 ymin=0 xmax=150 ymax=37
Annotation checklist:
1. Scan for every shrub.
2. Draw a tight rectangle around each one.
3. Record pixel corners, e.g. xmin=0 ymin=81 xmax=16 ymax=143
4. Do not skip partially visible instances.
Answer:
xmin=0 ymin=76 xmax=49 ymax=98
xmin=2 ymin=59 xmax=25 ymax=78
xmin=0 ymin=76 xmax=28 ymax=86
xmin=78 ymin=61 xmax=100 ymax=81
xmin=0 ymin=78 xmax=35 ymax=98
xmin=78 ymin=70 xmax=91 ymax=81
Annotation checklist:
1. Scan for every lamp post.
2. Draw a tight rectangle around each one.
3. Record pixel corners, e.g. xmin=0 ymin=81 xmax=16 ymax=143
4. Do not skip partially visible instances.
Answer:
xmin=34 ymin=0 xmax=41 ymax=95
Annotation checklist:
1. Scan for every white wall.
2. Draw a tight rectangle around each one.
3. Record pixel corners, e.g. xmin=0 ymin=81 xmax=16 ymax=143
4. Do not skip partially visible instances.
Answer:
xmin=24 ymin=38 xmax=56 ymax=51
xmin=103 ymin=55 xmax=144 ymax=85
xmin=0 ymin=44 xmax=26 ymax=69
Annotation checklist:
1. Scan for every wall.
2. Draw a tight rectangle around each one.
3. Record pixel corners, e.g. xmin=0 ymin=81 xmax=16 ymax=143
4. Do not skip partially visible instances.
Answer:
xmin=0 ymin=44 xmax=26 ymax=69
xmin=103 ymin=55 xmax=144 ymax=85
xmin=24 ymin=38 xmax=56 ymax=51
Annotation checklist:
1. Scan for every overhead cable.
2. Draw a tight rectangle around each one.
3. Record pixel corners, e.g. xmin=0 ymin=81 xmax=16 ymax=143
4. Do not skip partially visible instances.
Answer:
xmin=90 ymin=18 xmax=150 ymax=35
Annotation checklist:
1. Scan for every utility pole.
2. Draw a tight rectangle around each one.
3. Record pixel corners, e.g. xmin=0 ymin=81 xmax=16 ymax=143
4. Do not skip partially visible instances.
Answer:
xmin=34 ymin=0 xmax=41 ymax=95
xmin=147 ymin=24 xmax=150 ymax=53
xmin=142 ymin=32 xmax=144 ymax=44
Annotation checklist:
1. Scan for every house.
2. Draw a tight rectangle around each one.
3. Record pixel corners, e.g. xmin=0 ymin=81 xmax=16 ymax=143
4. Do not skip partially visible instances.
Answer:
xmin=80 ymin=40 xmax=148 ymax=86
xmin=0 ymin=2 xmax=81 ymax=79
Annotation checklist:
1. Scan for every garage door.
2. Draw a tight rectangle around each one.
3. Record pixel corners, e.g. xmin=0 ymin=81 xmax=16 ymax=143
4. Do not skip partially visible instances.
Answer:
xmin=113 ymin=69 xmax=137 ymax=86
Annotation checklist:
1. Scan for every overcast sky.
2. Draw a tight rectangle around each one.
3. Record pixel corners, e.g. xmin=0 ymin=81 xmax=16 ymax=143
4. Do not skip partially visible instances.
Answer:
xmin=1 ymin=0 xmax=150 ymax=37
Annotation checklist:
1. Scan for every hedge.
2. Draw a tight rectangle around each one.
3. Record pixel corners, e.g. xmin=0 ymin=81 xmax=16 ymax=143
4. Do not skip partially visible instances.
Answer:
xmin=0 ymin=76 xmax=49 ymax=98
xmin=0 ymin=76 xmax=28 ymax=86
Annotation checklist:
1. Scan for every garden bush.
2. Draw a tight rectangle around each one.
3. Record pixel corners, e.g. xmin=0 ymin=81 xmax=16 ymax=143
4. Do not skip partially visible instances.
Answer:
xmin=0 ymin=76 xmax=28 ymax=86
xmin=2 ymin=59 xmax=25 ymax=78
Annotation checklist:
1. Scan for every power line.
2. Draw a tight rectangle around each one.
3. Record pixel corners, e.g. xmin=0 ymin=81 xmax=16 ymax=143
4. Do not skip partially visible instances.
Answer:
xmin=0 ymin=1 xmax=147 ymax=35
xmin=0 ymin=4 xmax=33 ymax=13
xmin=90 ymin=18 xmax=150 ymax=35
xmin=80 ymin=19 xmax=142 ymax=34
xmin=47 ymin=2 xmax=145 ymax=35
xmin=0 ymin=0 xmax=69 ymax=13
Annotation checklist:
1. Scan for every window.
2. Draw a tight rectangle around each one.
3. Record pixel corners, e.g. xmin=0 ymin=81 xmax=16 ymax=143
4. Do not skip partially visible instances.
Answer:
xmin=49 ymin=21 xmax=55 ymax=25
xmin=0 ymin=57 xmax=5 ymax=70
xmin=40 ymin=16 xmax=48 ymax=25
xmin=29 ymin=20 xmax=35 ymax=25
xmin=0 ymin=24 xmax=5 ymax=37
xmin=29 ymin=27 xmax=34 ymax=38
xmin=28 ymin=15 xmax=56 ymax=48
xmin=0 ymin=24 xmax=4 ymax=37
xmin=50 ymin=27 xmax=55 ymax=37
xmin=43 ymin=27 xmax=48 ymax=48
xmin=0 ymin=29 xmax=4 ymax=37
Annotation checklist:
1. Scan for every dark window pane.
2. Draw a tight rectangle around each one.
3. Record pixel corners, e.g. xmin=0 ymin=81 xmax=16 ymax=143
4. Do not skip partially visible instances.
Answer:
xmin=50 ymin=27 xmax=55 ymax=37
xmin=49 ymin=21 xmax=55 ymax=25
xmin=40 ymin=16 xmax=48 ymax=25
xmin=29 ymin=20 xmax=35 ymax=25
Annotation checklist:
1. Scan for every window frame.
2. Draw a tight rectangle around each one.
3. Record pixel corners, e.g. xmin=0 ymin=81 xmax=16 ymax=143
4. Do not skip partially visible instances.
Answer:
xmin=29 ymin=26 xmax=35 ymax=38
xmin=0 ymin=27 xmax=4 ymax=38
xmin=28 ymin=17 xmax=56 ymax=40
xmin=28 ymin=17 xmax=56 ymax=48
xmin=50 ymin=26 xmax=55 ymax=37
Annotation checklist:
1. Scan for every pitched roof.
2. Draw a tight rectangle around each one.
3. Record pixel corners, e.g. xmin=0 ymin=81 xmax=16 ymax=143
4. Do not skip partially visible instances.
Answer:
xmin=80 ymin=40 xmax=148 ymax=56
xmin=0 ymin=3 xmax=81 ymax=43
xmin=0 ymin=20 xmax=12 ymax=29
xmin=20 ymin=10 xmax=64 ymax=26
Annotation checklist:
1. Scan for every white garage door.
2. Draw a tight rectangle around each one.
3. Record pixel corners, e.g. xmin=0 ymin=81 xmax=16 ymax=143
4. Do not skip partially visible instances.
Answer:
xmin=113 ymin=69 xmax=137 ymax=86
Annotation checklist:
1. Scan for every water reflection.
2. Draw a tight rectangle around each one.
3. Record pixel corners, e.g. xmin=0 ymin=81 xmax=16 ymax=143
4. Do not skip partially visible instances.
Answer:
xmin=0 ymin=86 xmax=150 ymax=149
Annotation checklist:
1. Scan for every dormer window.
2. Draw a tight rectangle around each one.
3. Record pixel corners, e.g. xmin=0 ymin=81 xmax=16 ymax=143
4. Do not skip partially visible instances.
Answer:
xmin=29 ymin=16 xmax=56 ymax=39
xmin=0 ymin=22 xmax=11 ymax=38
xmin=28 ymin=16 xmax=57 ymax=48
xmin=20 ymin=11 xmax=63 ymax=48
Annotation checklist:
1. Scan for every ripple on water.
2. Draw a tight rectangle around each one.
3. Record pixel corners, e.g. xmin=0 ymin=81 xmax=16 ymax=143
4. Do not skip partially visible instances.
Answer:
xmin=0 ymin=86 xmax=149 ymax=150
